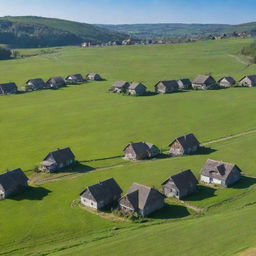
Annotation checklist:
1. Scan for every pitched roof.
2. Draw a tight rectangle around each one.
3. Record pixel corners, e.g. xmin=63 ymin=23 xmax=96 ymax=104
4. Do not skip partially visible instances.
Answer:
xmin=0 ymin=168 xmax=28 ymax=191
xmin=128 ymin=82 xmax=146 ymax=90
xmin=123 ymin=142 xmax=155 ymax=155
xmin=239 ymin=75 xmax=256 ymax=82
xmin=47 ymin=77 xmax=66 ymax=85
xmin=26 ymin=78 xmax=45 ymax=87
xmin=80 ymin=178 xmax=122 ymax=202
xmin=169 ymin=133 xmax=200 ymax=149
xmin=0 ymin=83 xmax=17 ymax=94
xmin=193 ymin=75 xmax=216 ymax=84
xmin=218 ymin=77 xmax=236 ymax=84
xmin=126 ymin=183 xmax=164 ymax=210
xmin=112 ymin=81 xmax=130 ymax=88
xmin=44 ymin=147 xmax=75 ymax=164
xmin=155 ymin=80 xmax=179 ymax=88
xmin=66 ymin=74 xmax=84 ymax=81
xmin=201 ymin=159 xmax=242 ymax=181
xmin=178 ymin=79 xmax=191 ymax=85
xmin=162 ymin=170 xmax=198 ymax=192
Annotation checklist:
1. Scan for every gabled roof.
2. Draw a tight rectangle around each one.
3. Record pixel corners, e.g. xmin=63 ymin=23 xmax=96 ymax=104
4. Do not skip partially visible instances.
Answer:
xmin=80 ymin=178 xmax=122 ymax=202
xmin=126 ymin=183 xmax=164 ymax=211
xmin=201 ymin=159 xmax=242 ymax=181
xmin=43 ymin=147 xmax=75 ymax=164
xmin=169 ymin=133 xmax=200 ymax=149
xmin=112 ymin=81 xmax=130 ymax=88
xmin=155 ymin=80 xmax=179 ymax=88
xmin=128 ymin=82 xmax=146 ymax=90
xmin=0 ymin=83 xmax=17 ymax=94
xmin=47 ymin=77 xmax=66 ymax=84
xmin=178 ymin=78 xmax=191 ymax=85
xmin=0 ymin=168 xmax=28 ymax=191
xmin=162 ymin=170 xmax=198 ymax=192
xmin=66 ymin=74 xmax=84 ymax=81
xmin=193 ymin=75 xmax=216 ymax=84
xmin=123 ymin=142 xmax=156 ymax=155
xmin=26 ymin=78 xmax=45 ymax=86
xmin=239 ymin=75 xmax=256 ymax=82
xmin=218 ymin=77 xmax=236 ymax=84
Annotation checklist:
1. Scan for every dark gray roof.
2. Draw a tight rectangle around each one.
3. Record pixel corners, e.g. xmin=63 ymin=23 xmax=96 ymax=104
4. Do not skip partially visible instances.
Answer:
xmin=47 ymin=77 xmax=66 ymax=86
xmin=178 ymin=78 xmax=192 ymax=85
xmin=112 ymin=81 xmax=130 ymax=88
xmin=80 ymin=178 xmax=122 ymax=202
xmin=193 ymin=75 xmax=216 ymax=84
xmin=0 ymin=168 xmax=28 ymax=191
xmin=44 ymin=147 xmax=75 ymax=164
xmin=162 ymin=170 xmax=198 ymax=192
xmin=201 ymin=159 xmax=242 ymax=181
xmin=66 ymin=74 xmax=84 ymax=81
xmin=0 ymin=83 xmax=17 ymax=94
xmin=123 ymin=142 xmax=157 ymax=155
xmin=239 ymin=75 xmax=256 ymax=82
xmin=155 ymin=80 xmax=179 ymax=89
xmin=26 ymin=78 xmax=45 ymax=87
xmin=218 ymin=77 xmax=236 ymax=84
xmin=169 ymin=133 xmax=200 ymax=150
xmin=128 ymin=82 xmax=147 ymax=90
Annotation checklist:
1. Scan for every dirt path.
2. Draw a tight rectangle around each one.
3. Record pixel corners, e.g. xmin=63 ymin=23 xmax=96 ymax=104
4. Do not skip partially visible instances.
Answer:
xmin=179 ymin=201 xmax=203 ymax=213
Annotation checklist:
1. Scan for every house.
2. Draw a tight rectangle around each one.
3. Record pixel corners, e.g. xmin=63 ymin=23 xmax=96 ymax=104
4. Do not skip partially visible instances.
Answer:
xmin=25 ymin=78 xmax=45 ymax=91
xmin=162 ymin=170 xmax=198 ymax=199
xmin=239 ymin=75 xmax=256 ymax=87
xmin=123 ymin=142 xmax=160 ymax=160
xmin=154 ymin=80 xmax=179 ymax=94
xmin=200 ymin=159 xmax=241 ymax=187
xmin=46 ymin=77 xmax=66 ymax=89
xmin=169 ymin=133 xmax=200 ymax=156
xmin=41 ymin=147 xmax=75 ymax=173
xmin=218 ymin=77 xmax=236 ymax=87
xmin=110 ymin=81 xmax=130 ymax=93
xmin=119 ymin=183 xmax=165 ymax=217
xmin=192 ymin=75 xmax=217 ymax=90
xmin=65 ymin=74 xmax=85 ymax=84
xmin=86 ymin=73 xmax=102 ymax=81
xmin=80 ymin=178 xmax=122 ymax=210
xmin=0 ymin=83 xmax=18 ymax=95
xmin=0 ymin=168 xmax=29 ymax=199
xmin=127 ymin=82 xmax=147 ymax=96
xmin=177 ymin=79 xmax=192 ymax=89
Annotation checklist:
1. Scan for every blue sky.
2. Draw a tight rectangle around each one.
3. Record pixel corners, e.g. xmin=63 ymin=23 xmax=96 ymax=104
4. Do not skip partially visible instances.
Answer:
xmin=0 ymin=0 xmax=255 ymax=24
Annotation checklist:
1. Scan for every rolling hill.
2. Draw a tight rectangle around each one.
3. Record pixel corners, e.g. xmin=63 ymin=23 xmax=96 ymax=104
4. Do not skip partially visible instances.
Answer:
xmin=0 ymin=16 xmax=128 ymax=48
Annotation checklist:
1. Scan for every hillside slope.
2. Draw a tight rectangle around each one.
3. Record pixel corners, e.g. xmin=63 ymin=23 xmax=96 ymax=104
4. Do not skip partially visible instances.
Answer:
xmin=0 ymin=16 xmax=128 ymax=48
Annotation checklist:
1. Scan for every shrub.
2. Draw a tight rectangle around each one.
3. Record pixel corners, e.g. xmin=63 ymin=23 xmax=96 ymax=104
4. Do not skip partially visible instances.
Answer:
xmin=0 ymin=46 xmax=11 ymax=60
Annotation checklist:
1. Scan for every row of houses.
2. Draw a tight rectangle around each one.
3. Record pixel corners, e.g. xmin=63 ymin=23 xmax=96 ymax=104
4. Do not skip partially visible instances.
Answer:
xmin=109 ymin=74 xmax=256 ymax=96
xmin=80 ymin=158 xmax=242 ymax=217
xmin=0 ymin=73 xmax=103 ymax=95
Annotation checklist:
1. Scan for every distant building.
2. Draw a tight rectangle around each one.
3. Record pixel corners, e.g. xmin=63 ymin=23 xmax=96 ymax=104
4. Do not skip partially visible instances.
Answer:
xmin=154 ymin=80 xmax=179 ymax=94
xmin=218 ymin=77 xmax=236 ymax=87
xmin=119 ymin=183 xmax=165 ymax=217
xmin=46 ymin=77 xmax=66 ymax=89
xmin=239 ymin=75 xmax=256 ymax=87
xmin=80 ymin=178 xmax=122 ymax=210
xmin=110 ymin=81 xmax=130 ymax=93
xmin=41 ymin=147 xmax=75 ymax=173
xmin=169 ymin=133 xmax=200 ymax=156
xmin=123 ymin=142 xmax=160 ymax=160
xmin=127 ymin=82 xmax=147 ymax=96
xmin=192 ymin=75 xmax=217 ymax=90
xmin=26 ymin=78 xmax=46 ymax=91
xmin=162 ymin=170 xmax=198 ymax=199
xmin=65 ymin=74 xmax=85 ymax=84
xmin=177 ymin=79 xmax=192 ymax=89
xmin=86 ymin=73 xmax=102 ymax=81
xmin=0 ymin=83 xmax=18 ymax=95
xmin=200 ymin=159 xmax=241 ymax=187
xmin=0 ymin=169 xmax=28 ymax=199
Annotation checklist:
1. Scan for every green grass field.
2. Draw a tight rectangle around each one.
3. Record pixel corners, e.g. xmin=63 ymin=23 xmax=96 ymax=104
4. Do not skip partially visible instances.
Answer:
xmin=0 ymin=38 xmax=256 ymax=256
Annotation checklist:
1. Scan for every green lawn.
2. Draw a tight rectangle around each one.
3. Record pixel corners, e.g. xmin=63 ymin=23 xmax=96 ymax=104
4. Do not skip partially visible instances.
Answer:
xmin=0 ymin=38 xmax=256 ymax=255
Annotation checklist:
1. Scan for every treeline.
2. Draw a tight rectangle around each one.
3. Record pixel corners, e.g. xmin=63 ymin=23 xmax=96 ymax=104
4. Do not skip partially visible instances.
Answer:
xmin=241 ymin=41 xmax=256 ymax=64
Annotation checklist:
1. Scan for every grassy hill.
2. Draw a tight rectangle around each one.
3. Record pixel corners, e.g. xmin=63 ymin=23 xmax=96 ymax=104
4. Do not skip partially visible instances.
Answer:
xmin=0 ymin=38 xmax=256 ymax=255
xmin=0 ymin=16 xmax=128 ymax=48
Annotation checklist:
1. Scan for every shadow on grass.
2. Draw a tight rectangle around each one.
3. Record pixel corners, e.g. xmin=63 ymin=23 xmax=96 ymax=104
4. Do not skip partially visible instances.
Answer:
xmin=80 ymin=155 xmax=123 ymax=163
xmin=65 ymin=162 xmax=95 ymax=173
xmin=183 ymin=185 xmax=216 ymax=202
xmin=232 ymin=176 xmax=256 ymax=189
xmin=195 ymin=146 xmax=217 ymax=155
xmin=149 ymin=204 xmax=190 ymax=219
xmin=155 ymin=153 xmax=171 ymax=159
xmin=10 ymin=186 xmax=52 ymax=201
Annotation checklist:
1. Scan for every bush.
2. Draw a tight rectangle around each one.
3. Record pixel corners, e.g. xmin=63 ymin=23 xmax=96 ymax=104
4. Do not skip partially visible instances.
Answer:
xmin=0 ymin=46 xmax=11 ymax=60
xmin=241 ymin=41 xmax=256 ymax=64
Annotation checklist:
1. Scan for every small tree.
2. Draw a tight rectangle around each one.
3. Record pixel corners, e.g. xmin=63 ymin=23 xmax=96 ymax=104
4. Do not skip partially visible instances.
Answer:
xmin=0 ymin=46 xmax=11 ymax=60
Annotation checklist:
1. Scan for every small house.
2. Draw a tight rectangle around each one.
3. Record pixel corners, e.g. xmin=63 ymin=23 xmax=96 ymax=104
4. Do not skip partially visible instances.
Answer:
xmin=200 ymin=159 xmax=241 ymax=187
xmin=0 ymin=168 xmax=28 ymax=199
xmin=80 ymin=178 xmax=122 ymax=210
xmin=169 ymin=133 xmax=200 ymax=156
xmin=177 ymin=79 xmax=192 ymax=89
xmin=0 ymin=83 xmax=18 ymax=95
xmin=123 ymin=142 xmax=160 ymax=160
xmin=26 ymin=78 xmax=46 ymax=91
xmin=65 ymin=74 xmax=85 ymax=84
xmin=162 ymin=170 xmax=198 ymax=199
xmin=154 ymin=80 xmax=179 ymax=94
xmin=110 ymin=81 xmax=130 ymax=93
xmin=127 ymin=82 xmax=147 ymax=96
xmin=46 ymin=77 xmax=66 ymax=89
xmin=239 ymin=75 xmax=256 ymax=87
xmin=41 ymin=147 xmax=75 ymax=173
xmin=86 ymin=73 xmax=102 ymax=81
xmin=192 ymin=75 xmax=216 ymax=90
xmin=218 ymin=77 xmax=236 ymax=87
xmin=119 ymin=183 xmax=165 ymax=217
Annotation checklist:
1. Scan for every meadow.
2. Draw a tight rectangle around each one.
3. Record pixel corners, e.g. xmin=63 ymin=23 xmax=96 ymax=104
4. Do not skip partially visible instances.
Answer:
xmin=0 ymin=38 xmax=256 ymax=256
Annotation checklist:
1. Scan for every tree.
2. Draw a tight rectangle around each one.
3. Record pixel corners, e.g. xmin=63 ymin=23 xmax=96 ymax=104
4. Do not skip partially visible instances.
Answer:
xmin=0 ymin=46 xmax=11 ymax=60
